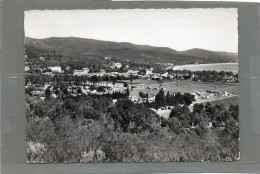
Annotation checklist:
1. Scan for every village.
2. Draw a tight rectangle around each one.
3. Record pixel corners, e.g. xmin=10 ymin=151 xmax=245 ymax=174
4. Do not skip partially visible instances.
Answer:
xmin=25 ymin=55 xmax=239 ymax=119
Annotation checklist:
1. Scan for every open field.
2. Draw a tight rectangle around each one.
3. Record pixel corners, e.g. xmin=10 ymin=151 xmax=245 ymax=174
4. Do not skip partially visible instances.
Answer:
xmin=125 ymin=79 xmax=239 ymax=117
xmin=126 ymin=79 xmax=239 ymax=97
xmin=207 ymin=95 xmax=239 ymax=107
xmin=173 ymin=63 xmax=238 ymax=74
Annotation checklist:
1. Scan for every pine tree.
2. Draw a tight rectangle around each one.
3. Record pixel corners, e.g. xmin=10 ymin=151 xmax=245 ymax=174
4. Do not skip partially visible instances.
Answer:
xmin=155 ymin=89 xmax=165 ymax=105
xmin=45 ymin=87 xmax=51 ymax=99
xmin=166 ymin=91 xmax=170 ymax=105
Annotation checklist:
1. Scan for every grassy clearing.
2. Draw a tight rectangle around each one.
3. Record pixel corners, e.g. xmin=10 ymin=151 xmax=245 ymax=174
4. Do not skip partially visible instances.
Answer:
xmin=208 ymin=96 xmax=239 ymax=107
xmin=128 ymin=79 xmax=239 ymax=98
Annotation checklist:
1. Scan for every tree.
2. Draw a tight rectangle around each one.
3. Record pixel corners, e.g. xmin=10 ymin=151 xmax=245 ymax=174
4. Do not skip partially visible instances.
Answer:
xmin=82 ymin=75 xmax=88 ymax=86
xmin=123 ymin=82 xmax=128 ymax=88
xmin=193 ymin=103 xmax=204 ymax=114
xmin=155 ymin=89 xmax=165 ymax=105
xmin=175 ymin=92 xmax=184 ymax=104
xmin=45 ymin=87 xmax=51 ymax=99
xmin=112 ymin=78 xmax=116 ymax=89
xmin=77 ymin=87 xmax=82 ymax=94
xmin=26 ymin=87 xmax=33 ymax=96
xmin=129 ymin=74 xmax=134 ymax=88
xmin=62 ymin=87 xmax=69 ymax=97
xmin=54 ymin=89 xmax=60 ymax=98
xmin=139 ymin=92 xmax=148 ymax=101
xmin=169 ymin=104 xmax=191 ymax=128
xmin=167 ymin=117 xmax=181 ymax=133
xmin=108 ymin=98 xmax=160 ymax=133
xmin=97 ymin=86 xmax=106 ymax=92
xmin=126 ymin=87 xmax=130 ymax=97
xmin=182 ymin=93 xmax=195 ymax=106
xmin=205 ymin=102 xmax=212 ymax=112
xmin=170 ymin=104 xmax=184 ymax=118
xmin=225 ymin=117 xmax=239 ymax=139
xmin=165 ymin=91 xmax=171 ymax=105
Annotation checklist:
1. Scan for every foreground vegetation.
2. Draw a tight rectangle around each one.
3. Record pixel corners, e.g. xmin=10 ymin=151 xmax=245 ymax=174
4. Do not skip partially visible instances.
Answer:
xmin=26 ymin=93 xmax=239 ymax=163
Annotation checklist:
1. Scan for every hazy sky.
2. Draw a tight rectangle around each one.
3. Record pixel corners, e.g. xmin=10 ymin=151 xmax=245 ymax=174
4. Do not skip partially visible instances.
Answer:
xmin=25 ymin=8 xmax=238 ymax=53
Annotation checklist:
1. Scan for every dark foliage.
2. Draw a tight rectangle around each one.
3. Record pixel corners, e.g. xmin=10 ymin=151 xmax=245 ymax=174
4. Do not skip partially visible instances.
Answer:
xmin=26 ymin=92 xmax=239 ymax=163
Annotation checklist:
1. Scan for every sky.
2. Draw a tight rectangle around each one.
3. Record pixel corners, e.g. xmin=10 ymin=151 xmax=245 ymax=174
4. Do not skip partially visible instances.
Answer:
xmin=24 ymin=8 xmax=238 ymax=53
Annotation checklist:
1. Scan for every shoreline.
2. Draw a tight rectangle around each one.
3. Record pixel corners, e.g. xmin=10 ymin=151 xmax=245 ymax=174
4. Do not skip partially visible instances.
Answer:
xmin=173 ymin=62 xmax=238 ymax=73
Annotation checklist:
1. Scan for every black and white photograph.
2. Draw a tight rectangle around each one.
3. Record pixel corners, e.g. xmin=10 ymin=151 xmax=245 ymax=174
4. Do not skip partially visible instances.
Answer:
xmin=24 ymin=8 xmax=239 ymax=163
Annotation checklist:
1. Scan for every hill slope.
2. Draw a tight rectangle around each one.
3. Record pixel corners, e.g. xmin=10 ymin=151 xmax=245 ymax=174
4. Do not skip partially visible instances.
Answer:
xmin=24 ymin=37 xmax=238 ymax=64
xmin=179 ymin=48 xmax=238 ymax=61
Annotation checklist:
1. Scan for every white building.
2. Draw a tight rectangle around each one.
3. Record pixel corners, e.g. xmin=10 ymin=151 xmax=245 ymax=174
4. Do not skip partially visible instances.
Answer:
xmin=127 ymin=70 xmax=139 ymax=76
xmin=161 ymin=72 xmax=168 ymax=78
xmin=113 ymin=62 xmax=122 ymax=69
xmin=100 ymin=69 xmax=106 ymax=74
xmin=48 ymin=66 xmax=62 ymax=73
xmin=73 ymin=67 xmax=89 ymax=76
xmin=24 ymin=66 xmax=30 ymax=72
xmin=146 ymin=68 xmax=153 ymax=75
xmin=43 ymin=72 xmax=54 ymax=76
xmin=39 ymin=57 xmax=45 ymax=61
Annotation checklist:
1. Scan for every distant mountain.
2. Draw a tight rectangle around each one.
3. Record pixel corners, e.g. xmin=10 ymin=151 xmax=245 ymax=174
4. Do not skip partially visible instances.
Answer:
xmin=24 ymin=37 xmax=238 ymax=64
xmin=179 ymin=48 xmax=238 ymax=62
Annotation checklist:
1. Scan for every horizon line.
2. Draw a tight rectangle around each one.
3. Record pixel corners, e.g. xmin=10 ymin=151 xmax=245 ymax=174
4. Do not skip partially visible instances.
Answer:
xmin=25 ymin=36 xmax=238 ymax=54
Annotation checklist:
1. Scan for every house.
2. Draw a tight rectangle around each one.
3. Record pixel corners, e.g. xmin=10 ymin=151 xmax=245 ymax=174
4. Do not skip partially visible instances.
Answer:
xmin=161 ymin=72 xmax=168 ymax=78
xmin=111 ymin=62 xmax=122 ymax=69
xmin=24 ymin=66 xmax=30 ymax=72
xmin=142 ymin=75 xmax=151 ymax=80
xmin=167 ymin=75 xmax=174 ymax=79
xmin=176 ymin=74 xmax=184 ymax=80
xmin=48 ymin=66 xmax=62 ymax=73
xmin=73 ymin=67 xmax=89 ymax=76
xmin=223 ymin=75 xmax=234 ymax=82
xmin=100 ymin=69 xmax=106 ymax=74
xmin=183 ymin=73 xmax=190 ymax=80
xmin=127 ymin=70 xmax=139 ymax=76
xmin=39 ymin=57 xmax=45 ymax=61
xmin=73 ymin=70 xmax=83 ymax=75
xmin=191 ymin=73 xmax=199 ymax=80
xmin=43 ymin=72 xmax=54 ymax=76
xmin=146 ymin=68 xmax=153 ymax=75
xmin=152 ymin=75 xmax=162 ymax=80
xmin=82 ymin=68 xmax=89 ymax=73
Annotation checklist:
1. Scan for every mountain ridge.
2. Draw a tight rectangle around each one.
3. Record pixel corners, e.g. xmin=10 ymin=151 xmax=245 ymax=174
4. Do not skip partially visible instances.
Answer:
xmin=24 ymin=37 xmax=238 ymax=64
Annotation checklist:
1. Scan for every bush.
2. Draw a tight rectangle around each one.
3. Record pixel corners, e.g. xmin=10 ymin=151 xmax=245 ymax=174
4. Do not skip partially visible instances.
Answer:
xmin=97 ymin=86 xmax=106 ymax=92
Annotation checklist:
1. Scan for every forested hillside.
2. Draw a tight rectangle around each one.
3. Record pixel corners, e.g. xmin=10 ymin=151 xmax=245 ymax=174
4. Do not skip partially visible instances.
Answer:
xmin=25 ymin=37 xmax=238 ymax=64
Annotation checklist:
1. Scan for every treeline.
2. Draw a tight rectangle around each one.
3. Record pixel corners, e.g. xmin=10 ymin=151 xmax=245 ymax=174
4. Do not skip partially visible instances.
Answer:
xmin=142 ymin=89 xmax=196 ymax=109
xmin=165 ymin=102 xmax=239 ymax=130
xmin=25 ymin=74 xmax=138 ymax=87
xmin=26 ymin=94 xmax=239 ymax=163
xmin=167 ymin=69 xmax=238 ymax=82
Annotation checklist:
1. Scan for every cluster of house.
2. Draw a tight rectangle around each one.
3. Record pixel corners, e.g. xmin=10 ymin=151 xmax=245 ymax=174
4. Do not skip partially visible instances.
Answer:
xmin=72 ymin=62 xmax=124 ymax=76
xmin=27 ymin=64 xmax=158 ymax=80
xmin=191 ymin=90 xmax=236 ymax=100
xmin=25 ymin=53 xmax=237 ymax=83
